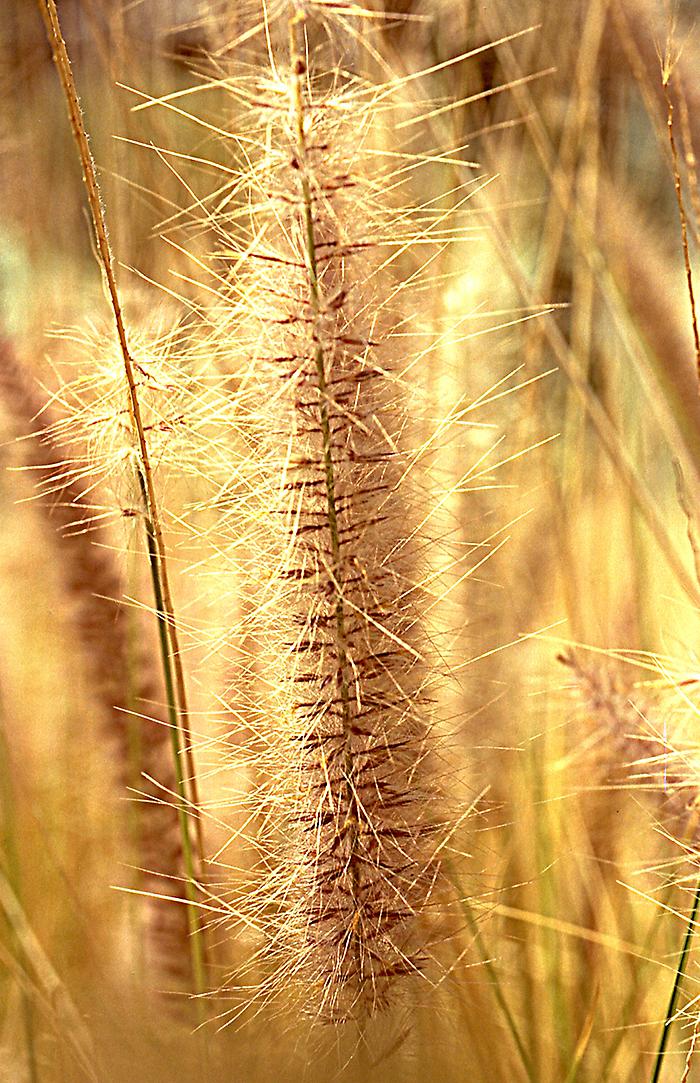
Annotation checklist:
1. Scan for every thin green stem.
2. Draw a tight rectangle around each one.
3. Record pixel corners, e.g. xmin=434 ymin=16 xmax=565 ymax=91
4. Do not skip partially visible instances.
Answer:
xmin=36 ymin=0 xmax=208 ymax=1005
xmin=140 ymin=474 xmax=208 ymax=1022
xmin=650 ymin=880 xmax=700 ymax=1083
xmin=647 ymin=39 xmax=700 ymax=1083
xmin=461 ymin=900 xmax=536 ymax=1083
xmin=601 ymin=889 xmax=668 ymax=1078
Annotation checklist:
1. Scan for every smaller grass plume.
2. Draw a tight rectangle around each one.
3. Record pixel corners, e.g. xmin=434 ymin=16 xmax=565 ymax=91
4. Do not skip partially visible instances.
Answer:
xmin=0 ymin=335 xmax=193 ymax=990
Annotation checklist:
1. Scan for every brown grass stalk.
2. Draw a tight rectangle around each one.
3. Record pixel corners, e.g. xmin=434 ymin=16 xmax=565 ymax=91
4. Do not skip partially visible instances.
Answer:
xmin=662 ymin=58 xmax=700 ymax=381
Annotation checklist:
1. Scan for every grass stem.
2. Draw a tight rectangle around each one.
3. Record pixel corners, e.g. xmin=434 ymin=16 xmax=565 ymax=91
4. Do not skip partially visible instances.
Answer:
xmin=662 ymin=67 xmax=700 ymax=382
xmin=650 ymin=879 xmax=700 ymax=1083
xmin=36 ymin=0 xmax=208 ymax=1006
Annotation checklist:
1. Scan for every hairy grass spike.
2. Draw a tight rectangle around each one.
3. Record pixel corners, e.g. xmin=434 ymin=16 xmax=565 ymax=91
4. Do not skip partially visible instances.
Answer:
xmin=218 ymin=3 xmax=450 ymax=1026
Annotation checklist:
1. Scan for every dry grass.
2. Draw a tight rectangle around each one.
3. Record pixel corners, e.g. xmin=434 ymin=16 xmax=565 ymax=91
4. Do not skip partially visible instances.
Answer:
xmin=3 ymin=0 xmax=700 ymax=1080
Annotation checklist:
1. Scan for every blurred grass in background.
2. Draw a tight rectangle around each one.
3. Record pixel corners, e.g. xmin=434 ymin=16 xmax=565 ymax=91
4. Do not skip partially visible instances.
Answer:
xmin=3 ymin=1 xmax=700 ymax=1080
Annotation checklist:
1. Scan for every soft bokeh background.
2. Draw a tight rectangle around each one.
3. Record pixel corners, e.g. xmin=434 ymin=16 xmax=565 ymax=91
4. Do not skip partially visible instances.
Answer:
xmin=3 ymin=1 xmax=700 ymax=1080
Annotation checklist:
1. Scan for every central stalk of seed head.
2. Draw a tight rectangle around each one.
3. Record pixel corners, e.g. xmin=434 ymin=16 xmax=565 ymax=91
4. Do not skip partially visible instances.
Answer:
xmin=289 ymin=11 xmax=363 ymax=960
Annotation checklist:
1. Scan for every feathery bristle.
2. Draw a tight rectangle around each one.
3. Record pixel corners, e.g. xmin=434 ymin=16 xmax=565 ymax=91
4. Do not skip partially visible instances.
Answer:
xmin=206 ymin=9 xmax=451 ymax=1024
xmin=560 ymin=650 xmax=700 ymax=839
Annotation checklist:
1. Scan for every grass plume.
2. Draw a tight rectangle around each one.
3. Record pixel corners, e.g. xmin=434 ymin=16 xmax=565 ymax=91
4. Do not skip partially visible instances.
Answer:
xmin=205 ymin=4 xmax=454 ymax=1026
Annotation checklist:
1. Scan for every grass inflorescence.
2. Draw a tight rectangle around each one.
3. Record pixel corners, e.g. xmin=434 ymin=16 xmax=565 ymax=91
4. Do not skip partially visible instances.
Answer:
xmin=7 ymin=0 xmax=700 ymax=1080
